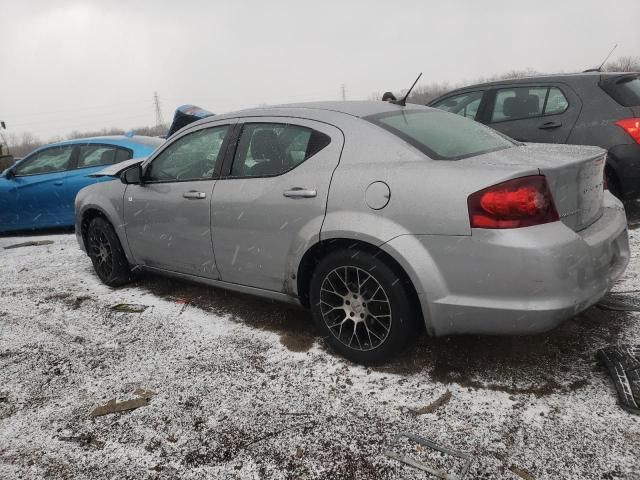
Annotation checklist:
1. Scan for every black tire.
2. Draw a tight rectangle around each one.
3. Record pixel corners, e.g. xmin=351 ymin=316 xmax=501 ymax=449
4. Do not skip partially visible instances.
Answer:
xmin=86 ymin=217 xmax=132 ymax=287
xmin=606 ymin=168 xmax=623 ymax=200
xmin=309 ymin=249 xmax=417 ymax=365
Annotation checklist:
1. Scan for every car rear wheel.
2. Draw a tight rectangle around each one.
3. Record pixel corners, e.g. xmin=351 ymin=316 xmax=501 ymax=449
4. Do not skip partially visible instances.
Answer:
xmin=606 ymin=167 xmax=622 ymax=199
xmin=309 ymin=249 xmax=416 ymax=365
xmin=87 ymin=217 xmax=132 ymax=287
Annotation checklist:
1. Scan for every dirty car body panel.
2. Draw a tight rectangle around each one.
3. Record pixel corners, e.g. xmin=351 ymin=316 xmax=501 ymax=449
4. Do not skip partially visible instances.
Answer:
xmin=75 ymin=101 xmax=629 ymax=345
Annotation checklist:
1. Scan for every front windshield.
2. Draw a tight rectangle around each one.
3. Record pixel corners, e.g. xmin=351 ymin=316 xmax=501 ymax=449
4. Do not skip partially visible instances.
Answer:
xmin=365 ymin=109 xmax=516 ymax=160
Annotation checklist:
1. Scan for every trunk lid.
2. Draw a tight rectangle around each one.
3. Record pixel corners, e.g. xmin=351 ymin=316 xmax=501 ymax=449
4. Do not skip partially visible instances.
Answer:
xmin=466 ymin=143 xmax=606 ymax=231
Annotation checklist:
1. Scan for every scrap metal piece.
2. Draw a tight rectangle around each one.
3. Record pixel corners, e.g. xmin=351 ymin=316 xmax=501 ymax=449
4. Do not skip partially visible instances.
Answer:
xmin=89 ymin=397 xmax=150 ymax=418
xmin=110 ymin=303 xmax=149 ymax=313
xmin=384 ymin=432 xmax=473 ymax=480
xmin=4 ymin=240 xmax=54 ymax=250
xmin=596 ymin=293 xmax=640 ymax=312
xmin=597 ymin=345 xmax=640 ymax=415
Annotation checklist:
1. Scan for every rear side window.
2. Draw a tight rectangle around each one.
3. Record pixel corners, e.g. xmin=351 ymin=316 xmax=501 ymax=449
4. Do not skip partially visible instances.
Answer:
xmin=76 ymin=145 xmax=132 ymax=168
xmin=490 ymin=86 xmax=568 ymax=122
xmin=229 ymin=123 xmax=331 ymax=178
xmin=431 ymin=91 xmax=483 ymax=119
xmin=600 ymin=75 xmax=640 ymax=107
xmin=365 ymin=109 xmax=515 ymax=160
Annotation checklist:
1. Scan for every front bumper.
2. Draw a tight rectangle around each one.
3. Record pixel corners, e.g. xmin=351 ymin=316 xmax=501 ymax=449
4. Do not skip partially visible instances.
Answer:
xmin=384 ymin=193 xmax=630 ymax=336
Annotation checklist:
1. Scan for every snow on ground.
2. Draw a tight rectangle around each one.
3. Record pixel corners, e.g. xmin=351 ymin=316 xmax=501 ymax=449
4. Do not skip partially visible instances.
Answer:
xmin=1 ymin=225 xmax=639 ymax=479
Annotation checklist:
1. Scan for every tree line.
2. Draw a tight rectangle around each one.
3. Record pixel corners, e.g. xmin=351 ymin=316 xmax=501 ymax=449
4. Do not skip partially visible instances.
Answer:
xmin=4 ymin=124 xmax=168 ymax=158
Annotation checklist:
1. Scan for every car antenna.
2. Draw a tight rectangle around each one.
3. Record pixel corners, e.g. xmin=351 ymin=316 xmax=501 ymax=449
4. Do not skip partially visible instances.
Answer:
xmin=392 ymin=72 xmax=423 ymax=106
xmin=583 ymin=44 xmax=617 ymax=72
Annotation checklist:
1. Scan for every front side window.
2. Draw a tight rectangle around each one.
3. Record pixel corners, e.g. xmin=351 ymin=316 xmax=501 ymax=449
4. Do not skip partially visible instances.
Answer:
xmin=365 ymin=109 xmax=515 ymax=160
xmin=14 ymin=146 xmax=74 ymax=176
xmin=77 ymin=145 xmax=132 ymax=168
xmin=432 ymin=91 xmax=483 ymax=119
xmin=490 ymin=86 xmax=569 ymax=123
xmin=229 ymin=123 xmax=331 ymax=178
xmin=145 ymin=126 xmax=229 ymax=182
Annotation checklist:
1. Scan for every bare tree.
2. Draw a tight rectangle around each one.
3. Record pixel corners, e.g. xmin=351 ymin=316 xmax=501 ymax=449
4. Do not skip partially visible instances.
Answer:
xmin=4 ymin=124 xmax=168 ymax=158
xmin=605 ymin=56 xmax=640 ymax=72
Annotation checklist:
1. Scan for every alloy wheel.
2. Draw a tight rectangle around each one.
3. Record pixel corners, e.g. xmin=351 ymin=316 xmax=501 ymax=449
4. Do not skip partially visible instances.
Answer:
xmin=89 ymin=228 xmax=114 ymax=279
xmin=319 ymin=266 xmax=392 ymax=351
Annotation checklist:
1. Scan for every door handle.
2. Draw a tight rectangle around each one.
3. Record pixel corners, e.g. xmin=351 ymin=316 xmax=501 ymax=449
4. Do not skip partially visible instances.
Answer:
xmin=539 ymin=121 xmax=562 ymax=130
xmin=183 ymin=191 xmax=207 ymax=199
xmin=53 ymin=181 xmax=63 ymax=186
xmin=283 ymin=187 xmax=317 ymax=199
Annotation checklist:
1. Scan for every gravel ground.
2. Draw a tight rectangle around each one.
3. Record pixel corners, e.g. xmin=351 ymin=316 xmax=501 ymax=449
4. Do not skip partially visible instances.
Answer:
xmin=1 ymin=221 xmax=639 ymax=479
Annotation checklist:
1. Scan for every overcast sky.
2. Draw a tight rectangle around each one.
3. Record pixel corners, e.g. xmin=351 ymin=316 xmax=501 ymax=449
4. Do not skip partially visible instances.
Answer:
xmin=1 ymin=0 xmax=638 ymax=140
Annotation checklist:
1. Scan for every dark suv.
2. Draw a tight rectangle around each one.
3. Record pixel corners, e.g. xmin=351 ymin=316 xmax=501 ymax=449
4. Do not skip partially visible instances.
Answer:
xmin=429 ymin=72 xmax=640 ymax=199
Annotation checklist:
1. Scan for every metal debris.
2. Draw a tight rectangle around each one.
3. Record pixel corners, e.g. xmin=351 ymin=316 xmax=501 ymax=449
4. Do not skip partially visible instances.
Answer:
xmin=410 ymin=390 xmax=452 ymax=416
xmin=596 ymin=293 xmax=640 ymax=312
xmin=110 ymin=303 xmax=149 ymax=313
xmin=4 ymin=240 xmax=54 ymax=250
xmin=90 ymin=397 xmax=151 ymax=418
xmin=597 ymin=345 xmax=640 ymax=415
xmin=384 ymin=432 xmax=473 ymax=479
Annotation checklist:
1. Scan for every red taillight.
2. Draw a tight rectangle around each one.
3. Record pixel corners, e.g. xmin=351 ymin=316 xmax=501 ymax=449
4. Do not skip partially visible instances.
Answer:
xmin=615 ymin=118 xmax=640 ymax=144
xmin=468 ymin=175 xmax=559 ymax=229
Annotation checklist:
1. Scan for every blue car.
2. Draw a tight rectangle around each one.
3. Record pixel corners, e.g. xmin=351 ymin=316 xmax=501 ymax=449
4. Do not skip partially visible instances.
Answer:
xmin=0 ymin=135 xmax=164 ymax=233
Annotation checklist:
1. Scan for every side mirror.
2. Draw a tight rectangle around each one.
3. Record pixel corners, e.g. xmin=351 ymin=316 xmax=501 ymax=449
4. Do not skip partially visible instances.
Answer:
xmin=121 ymin=165 xmax=142 ymax=185
xmin=3 ymin=167 xmax=15 ymax=179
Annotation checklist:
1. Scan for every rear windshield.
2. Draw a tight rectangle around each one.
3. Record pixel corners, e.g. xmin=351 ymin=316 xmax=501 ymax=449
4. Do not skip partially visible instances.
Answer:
xmin=364 ymin=109 xmax=515 ymax=160
xmin=600 ymin=74 xmax=640 ymax=107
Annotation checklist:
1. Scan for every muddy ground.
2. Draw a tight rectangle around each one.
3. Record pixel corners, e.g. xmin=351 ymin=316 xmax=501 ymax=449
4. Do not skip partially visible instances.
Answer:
xmin=1 ymin=208 xmax=640 ymax=479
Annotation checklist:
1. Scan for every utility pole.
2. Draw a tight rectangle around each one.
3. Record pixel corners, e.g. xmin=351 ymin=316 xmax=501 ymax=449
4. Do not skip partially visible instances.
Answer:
xmin=341 ymin=84 xmax=346 ymax=101
xmin=153 ymin=92 xmax=164 ymax=126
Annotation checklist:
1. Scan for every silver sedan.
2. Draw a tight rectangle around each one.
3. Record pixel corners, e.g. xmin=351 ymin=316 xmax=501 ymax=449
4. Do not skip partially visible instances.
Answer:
xmin=75 ymin=101 xmax=630 ymax=364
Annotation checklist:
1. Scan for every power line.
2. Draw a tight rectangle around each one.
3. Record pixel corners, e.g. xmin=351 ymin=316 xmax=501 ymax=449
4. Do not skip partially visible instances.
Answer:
xmin=10 ymin=104 xmax=156 ymax=128
xmin=4 ymin=98 xmax=153 ymax=120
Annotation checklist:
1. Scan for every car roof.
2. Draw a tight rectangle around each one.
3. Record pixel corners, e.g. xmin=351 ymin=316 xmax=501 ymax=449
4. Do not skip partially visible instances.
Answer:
xmin=22 ymin=135 xmax=164 ymax=159
xmin=50 ymin=135 xmax=164 ymax=148
xmin=437 ymin=71 xmax=638 ymax=95
xmin=200 ymin=101 xmax=431 ymax=122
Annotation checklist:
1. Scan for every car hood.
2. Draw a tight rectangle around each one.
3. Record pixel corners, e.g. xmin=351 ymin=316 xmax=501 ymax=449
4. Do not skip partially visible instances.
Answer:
xmin=90 ymin=157 xmax=147 ymax=177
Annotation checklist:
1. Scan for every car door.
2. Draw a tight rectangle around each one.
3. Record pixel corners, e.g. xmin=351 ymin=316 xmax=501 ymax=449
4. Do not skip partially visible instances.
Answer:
xmin=10 ymin=145 xmax=75 ymax=229
xmin=63 ymin=144 xmax=133 ymax=224
xmin=123 ymin=123 xmax=231 ymax=278
xmin=481 ymin=84 xmax=581 ymax=143
xmin=211 ymin=117 xmax=343 ymax=292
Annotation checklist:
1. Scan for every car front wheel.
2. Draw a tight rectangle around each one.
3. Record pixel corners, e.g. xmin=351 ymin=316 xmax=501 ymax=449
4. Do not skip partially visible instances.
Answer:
xmin=309 ymin=249 xmax=416 ymax=365
xmin=87 ymin=217 xmax=132 ymax=287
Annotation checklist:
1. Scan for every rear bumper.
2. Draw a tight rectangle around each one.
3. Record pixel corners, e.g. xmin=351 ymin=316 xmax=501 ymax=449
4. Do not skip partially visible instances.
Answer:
xmin=609 ymin=143 xmax=640 ymax=199
xmin=383 ymin=193 xmax=629 ymax=336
